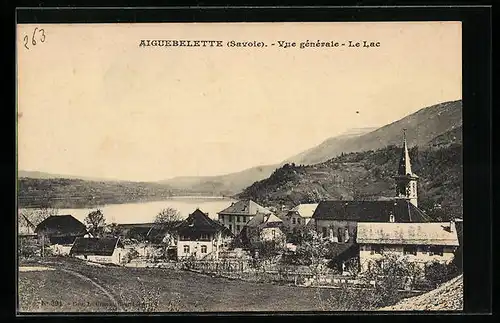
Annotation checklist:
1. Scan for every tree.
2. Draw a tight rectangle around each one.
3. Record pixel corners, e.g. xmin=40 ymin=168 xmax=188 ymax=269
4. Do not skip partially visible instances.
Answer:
xmin=105 ymin=222 xmax=121 ymax=238
xmin=155 ymin=207 xmax=181 ymax=230
xmin=85 ymin=209 xmax=106 ymax=237
xmin=297 ymin=230 xmax=331 ymax=285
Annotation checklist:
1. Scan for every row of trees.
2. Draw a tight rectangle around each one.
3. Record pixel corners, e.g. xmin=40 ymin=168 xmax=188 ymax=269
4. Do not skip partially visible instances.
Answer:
xmin=83 ymin=207 xmax=182 ymax=238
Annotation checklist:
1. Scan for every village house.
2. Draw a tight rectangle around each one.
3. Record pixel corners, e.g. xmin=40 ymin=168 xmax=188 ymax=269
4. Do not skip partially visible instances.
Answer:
xmin=356 ymin=220 xmax=460 ymax=272
xmin=242 ymin=212 xmax=286 ymax=246
xmin=283 ymin=203 xmax=318 ymax=229
xmin=218 ymin=199 xmax=272 ymax=236
xmin=177 ymin=209 xmax=233 ymax=260
xmin=114 ymin=222 xmax=181 ymax=260
xmin=70 ymin=237 xmax=126 ymax=265
xmin=35 ymin=214 xmax=88 ymax=256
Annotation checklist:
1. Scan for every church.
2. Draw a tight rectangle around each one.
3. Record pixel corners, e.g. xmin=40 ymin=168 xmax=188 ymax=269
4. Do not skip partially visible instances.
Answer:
xmin=311 ymin=130 xmax=460 ymax=273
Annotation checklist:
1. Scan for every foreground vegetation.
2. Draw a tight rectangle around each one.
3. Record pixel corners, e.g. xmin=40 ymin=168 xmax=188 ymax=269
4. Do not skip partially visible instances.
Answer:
xmin=18 ymin=257 xmax=344 ymax=312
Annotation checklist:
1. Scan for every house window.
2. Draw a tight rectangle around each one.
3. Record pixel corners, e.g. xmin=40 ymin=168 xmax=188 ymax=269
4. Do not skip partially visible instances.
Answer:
xmin=201 ymin=245 xmax=207 ymax=253
xmin=292 ymin=218 xmax=296 ymax=224
xmin=183 ymin=245 xmax=190 ymax=254
xmin=322 ymin=227 xmax=328 ymax=238
xmin=229 ymin=224 xmax=232 ymax=231
xmin=403 ymin=246 xmax=418 ymax=255
xmin=371 ymin=245 xmax=383 ymax=255
xmin=220 ymin=215 xmax=224 ymax=222
xmin=338 ymin=228 xmax=344 ymax=241
xmin=236 ymin=225 xmax=240 ymax=232
xmin=429 ymin=246 xmax=444 ymax=256
xmin=272 ymin=229 xmax=276 ymax=238
xmin=297 ymin=218 xmax=301 ymax=224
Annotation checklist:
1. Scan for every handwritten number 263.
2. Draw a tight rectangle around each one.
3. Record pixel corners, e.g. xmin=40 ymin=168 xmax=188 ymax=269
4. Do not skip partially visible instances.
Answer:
xmin=23 ymin=28 xmax=45 ymax=50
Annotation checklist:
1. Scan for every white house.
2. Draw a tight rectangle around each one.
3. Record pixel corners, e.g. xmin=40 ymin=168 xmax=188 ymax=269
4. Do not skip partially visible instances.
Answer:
xmin=70 ymin=237 xmax=126 ymax=265
xmin=217 ymin=200 xmax=272 ymax=236
xmin=283 ymin=203 xmax=318 ymax=229
xmin=243 ymin=212 xmax=286 ymax=246
xmin=356 ymin=221 xmax=460 ymax=272
xmin=176 ymin=209 xmax=233 ymax=261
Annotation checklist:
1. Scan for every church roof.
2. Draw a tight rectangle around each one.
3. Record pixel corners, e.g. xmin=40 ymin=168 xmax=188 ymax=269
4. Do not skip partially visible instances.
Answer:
xmin=312 ymin=200 xmax=432 ymax=223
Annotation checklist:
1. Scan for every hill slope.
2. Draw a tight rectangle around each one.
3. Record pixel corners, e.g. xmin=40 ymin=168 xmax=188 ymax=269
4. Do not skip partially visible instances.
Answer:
xmin=379 ymin=275 xmax=463 ymax=311
xmin=286 ymin=100 xmax=462 ymax=165
xmin=159 ymin=164 xmax=278 ymax=197
xmin=237 ymin=143 xmax=462 ymax=220
xmin=17 ymin=178 xmax=184 ymax=209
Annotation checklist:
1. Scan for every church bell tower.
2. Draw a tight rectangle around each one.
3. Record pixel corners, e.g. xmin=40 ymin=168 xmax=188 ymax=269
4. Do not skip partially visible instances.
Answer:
xmin=394 ymin=129 xmax=419 ymax=207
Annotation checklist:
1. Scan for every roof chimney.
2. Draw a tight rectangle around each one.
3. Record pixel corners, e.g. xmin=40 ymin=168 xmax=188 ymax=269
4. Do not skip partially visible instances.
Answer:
xmin=450 ymin=218 xmax=455 ymax=232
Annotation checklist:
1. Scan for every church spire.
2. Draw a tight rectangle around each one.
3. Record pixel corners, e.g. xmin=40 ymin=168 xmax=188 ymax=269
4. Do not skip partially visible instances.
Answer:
xmin=394 ymin=129 xmax=419 ymax=208
xmin=398 ymin=129 xmax=413 ymax=175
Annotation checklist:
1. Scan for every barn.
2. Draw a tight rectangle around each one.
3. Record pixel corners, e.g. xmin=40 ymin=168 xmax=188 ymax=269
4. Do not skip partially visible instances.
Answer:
xmin=70 ymin=237 xmax=126 ymax=265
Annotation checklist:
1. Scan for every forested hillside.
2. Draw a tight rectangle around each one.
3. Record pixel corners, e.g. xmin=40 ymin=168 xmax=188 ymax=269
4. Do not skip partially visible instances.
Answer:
xmin=238 ymin=143 xmax=462 ymax=220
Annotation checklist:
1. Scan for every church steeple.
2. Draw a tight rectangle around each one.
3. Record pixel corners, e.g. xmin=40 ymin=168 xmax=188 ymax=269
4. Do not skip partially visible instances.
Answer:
xmin=398 ymin=129 xmax=413 ymax=176
xmin=394 ymin=129 xmax=419 ymax=207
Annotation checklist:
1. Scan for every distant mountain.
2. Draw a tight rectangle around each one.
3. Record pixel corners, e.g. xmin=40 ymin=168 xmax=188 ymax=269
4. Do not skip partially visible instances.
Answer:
xmin=284 ymin=127 xmax=378 ymax=166
xmin=158 ymin=127 xmax=378 ymax=196
xmin=18 ymin=170 xmax=124 ymax=182
xmin=285 ymin=100 xmax=462 ymax=165
xmin=159 ymin=164 xmax=278 ymax=197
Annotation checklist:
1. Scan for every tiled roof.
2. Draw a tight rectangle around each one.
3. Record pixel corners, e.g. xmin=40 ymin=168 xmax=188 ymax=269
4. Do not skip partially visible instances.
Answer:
xmin=177 ymin=209 xmax=232 ymax=236
xmin=289 ymin=203 xmax=319 ymax=218
xmin=218 ymin=200 xmax=271 ymax=215
xmin=70 ymin=237 xmax=123 ymax=256
xmin=356 ymin=222 xmax=460 ymax=246
xmin=312 ymin=200 xmax=431 ymax=222
xmin=35 ymin=215 xmax=87 ymax=236
xmin=246 ymin=212 xmax=283 ymax=229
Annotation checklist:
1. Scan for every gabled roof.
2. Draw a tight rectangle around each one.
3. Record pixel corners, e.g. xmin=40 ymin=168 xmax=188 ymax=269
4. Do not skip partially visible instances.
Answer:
xmin=70 ymin=237 xmax=124 ymax=256
xmin=356 ymin=222 xmax=459 ymax=246
xmin=218 ymin=200 xmax=271 ymax=216
xmin=288 ymin=203 xmax=319 ymax=218
xmin=177 ymin=209 xmax=232 ymax=236
xmin=35 ymin=215 xmax=87 ymax=236
xmin=246 ymin=212 xmax=283 ymax=229
xmin=312 ymin=200 xmax=431 ymax=222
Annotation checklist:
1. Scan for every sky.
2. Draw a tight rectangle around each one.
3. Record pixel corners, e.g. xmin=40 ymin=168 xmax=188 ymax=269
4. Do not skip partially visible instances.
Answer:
xmin=17 ymin=22 xmax=462 ymax=182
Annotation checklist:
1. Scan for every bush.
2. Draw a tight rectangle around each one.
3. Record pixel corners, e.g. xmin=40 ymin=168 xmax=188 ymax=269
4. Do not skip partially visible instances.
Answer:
xmin=125 ymin=249 xmax=140 ymax=263
xmin=425 ymin=261 xmax=460 ymax=288
xmin=18 ymin=238 xmax=40 ymax=258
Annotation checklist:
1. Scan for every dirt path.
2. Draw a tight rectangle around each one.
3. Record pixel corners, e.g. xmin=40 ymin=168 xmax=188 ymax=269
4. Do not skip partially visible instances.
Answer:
xmin=59 ymin=268 xmax=123 ymax=311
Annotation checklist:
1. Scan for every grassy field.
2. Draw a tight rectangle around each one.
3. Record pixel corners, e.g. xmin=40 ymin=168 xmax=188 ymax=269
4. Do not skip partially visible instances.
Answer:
xmin=18 ymin=257 xmax=361 ymax=313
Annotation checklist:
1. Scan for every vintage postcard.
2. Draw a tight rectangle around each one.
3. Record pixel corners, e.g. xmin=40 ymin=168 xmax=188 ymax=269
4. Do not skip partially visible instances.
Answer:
xmin=17 ymin=21 xmax=463 ymax=313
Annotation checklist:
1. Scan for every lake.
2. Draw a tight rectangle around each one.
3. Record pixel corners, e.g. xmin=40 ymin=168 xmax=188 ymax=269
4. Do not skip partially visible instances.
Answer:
xmin=21 ymin=196 xmax=236 ymax=225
